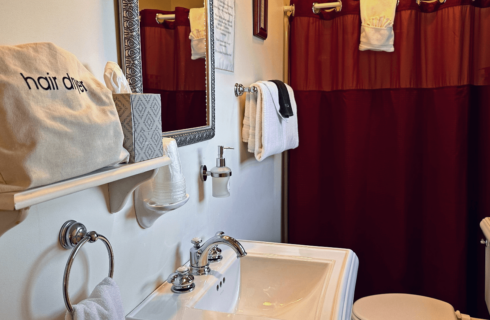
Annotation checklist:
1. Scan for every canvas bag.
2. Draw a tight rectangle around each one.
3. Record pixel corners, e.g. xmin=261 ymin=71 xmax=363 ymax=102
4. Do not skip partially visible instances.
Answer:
xmin=0 ymin=42 xmax=129 ymax=193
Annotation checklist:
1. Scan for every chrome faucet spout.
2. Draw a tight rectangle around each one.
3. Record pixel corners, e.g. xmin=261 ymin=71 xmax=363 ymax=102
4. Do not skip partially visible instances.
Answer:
xmin=189 ymin=231 xmax=247 ymax=275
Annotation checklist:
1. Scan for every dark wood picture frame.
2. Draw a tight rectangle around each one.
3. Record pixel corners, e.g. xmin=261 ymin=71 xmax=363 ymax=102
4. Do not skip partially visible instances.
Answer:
xmin=253 ymin=0 xmax=268 ymax=40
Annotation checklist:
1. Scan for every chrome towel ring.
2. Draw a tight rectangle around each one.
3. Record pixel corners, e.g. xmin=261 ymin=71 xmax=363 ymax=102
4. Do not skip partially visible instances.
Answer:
xmin=59 ymin=220 xmax=114 ymax=314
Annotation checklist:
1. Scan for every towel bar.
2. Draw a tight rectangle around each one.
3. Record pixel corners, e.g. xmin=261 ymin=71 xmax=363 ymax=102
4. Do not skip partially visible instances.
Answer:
xmin=312 ymin=1 xmax=342 ymax=13
xmin=155 ymin=13 xmax=175 ymax=24
xmin=235 ymin=83 xmax=258 ymax=97
xmin=352 ymin=0 xmax=400 ymax=6
xmin=416 ymin=0 xmax=445 ymax=5
xmin=59 ymin=220 xmax=114 ymax=314
xmin=284 ymin=4 xmax=295 ymax=16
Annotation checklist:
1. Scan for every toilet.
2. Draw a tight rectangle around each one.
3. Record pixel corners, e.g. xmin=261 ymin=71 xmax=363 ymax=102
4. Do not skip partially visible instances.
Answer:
xmin=351 ymin=218 xmax=490 ymax=320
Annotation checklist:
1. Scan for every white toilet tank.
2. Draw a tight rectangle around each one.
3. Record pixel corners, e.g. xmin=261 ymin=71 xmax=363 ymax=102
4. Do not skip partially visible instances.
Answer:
xmin=480 ymin=218 xmax=490 ymax=314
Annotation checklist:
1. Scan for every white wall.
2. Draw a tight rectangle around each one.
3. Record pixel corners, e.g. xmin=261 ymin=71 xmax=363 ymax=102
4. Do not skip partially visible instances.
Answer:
xmin=0 ymin=0 xmax=284 ymax=318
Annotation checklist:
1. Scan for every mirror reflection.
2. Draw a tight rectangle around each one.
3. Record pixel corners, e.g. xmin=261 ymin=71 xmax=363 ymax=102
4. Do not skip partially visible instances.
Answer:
xmin=139 ymin=0 xmax=207 ymax=133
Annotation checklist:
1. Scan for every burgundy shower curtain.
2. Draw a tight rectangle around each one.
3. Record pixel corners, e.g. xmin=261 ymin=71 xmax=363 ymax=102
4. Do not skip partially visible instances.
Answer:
xmin=288 ymin=0 xmax=490 ymax=316
xmin=140 ymin=8 xmax=206 ymax=131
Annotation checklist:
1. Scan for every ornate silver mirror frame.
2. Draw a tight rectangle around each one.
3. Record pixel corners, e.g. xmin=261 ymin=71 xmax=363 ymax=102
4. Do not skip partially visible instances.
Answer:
xmin=118 ymin=0 xmax=215 ymax=147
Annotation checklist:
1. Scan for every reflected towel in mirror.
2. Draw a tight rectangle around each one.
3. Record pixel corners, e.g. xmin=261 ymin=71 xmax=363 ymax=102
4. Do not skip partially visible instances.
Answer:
xmin=189 ymin=8 xmax=206 ymax=60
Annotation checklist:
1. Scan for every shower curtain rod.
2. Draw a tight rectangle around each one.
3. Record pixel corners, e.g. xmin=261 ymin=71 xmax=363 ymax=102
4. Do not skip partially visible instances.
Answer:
xmin=313 ymin=0 xmax=441 ymax=12
xmin=312 ymin=1 xmax=343 ymax=13
xmin=156 ymin=13 xmax=176 ymax=23
xmin=284 ymin=5 xmax=295 ymax=16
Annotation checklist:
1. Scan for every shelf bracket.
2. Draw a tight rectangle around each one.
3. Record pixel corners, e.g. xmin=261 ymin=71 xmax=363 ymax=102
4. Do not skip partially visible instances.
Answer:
xmin=108 ymin=169 xmax=159 ymax=213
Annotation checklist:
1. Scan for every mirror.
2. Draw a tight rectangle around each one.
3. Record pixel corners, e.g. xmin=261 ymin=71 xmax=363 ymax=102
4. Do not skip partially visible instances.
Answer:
xmin=118 ymin=0 xmax=215 ymax=146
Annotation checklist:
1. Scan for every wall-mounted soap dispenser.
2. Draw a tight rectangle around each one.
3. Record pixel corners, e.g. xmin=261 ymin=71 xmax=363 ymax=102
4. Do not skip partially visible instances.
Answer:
xmin=200 ymin=146 xmax=233 ymax=198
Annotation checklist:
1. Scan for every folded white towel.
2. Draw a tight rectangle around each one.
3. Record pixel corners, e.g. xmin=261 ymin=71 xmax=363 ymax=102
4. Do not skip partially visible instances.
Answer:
xmin=189 ymin=8 xmax=206 ymax=60
xmin=65 ymin=277 xmax=124 ymax=320
xmin=253 ymin=81 xmax=299 ymax=162
xmin=359 ymin=0 xmax=398 ymax=52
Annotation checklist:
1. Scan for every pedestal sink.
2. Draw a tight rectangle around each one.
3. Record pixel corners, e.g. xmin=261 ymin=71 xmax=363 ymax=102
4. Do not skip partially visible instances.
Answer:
xmin=127 ymin=240 xmax=359 ymax=320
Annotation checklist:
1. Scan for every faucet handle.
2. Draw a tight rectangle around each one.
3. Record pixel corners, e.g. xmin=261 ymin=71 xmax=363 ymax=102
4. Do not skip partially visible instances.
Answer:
xmin=208 ymin=245 xmax=223 ymax=263
xmin=177 ymin=266 xmax=190 ymax=275
xmin=167 ymin=266 xmax=195 ymax=294
xmin=191 ymin=237 xmax=202 ymax=248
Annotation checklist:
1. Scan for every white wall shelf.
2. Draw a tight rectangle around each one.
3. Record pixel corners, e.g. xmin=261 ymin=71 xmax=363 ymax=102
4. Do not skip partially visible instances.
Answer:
xmin=0 ymin=156 xmax=171 ymax=212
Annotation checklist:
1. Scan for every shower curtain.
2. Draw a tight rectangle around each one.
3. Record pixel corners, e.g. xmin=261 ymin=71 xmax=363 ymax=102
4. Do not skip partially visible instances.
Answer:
xmin=140 ymin=7 xmax=206 ymax=132
xmin=288 ymin=0 xmax=490 ymax=316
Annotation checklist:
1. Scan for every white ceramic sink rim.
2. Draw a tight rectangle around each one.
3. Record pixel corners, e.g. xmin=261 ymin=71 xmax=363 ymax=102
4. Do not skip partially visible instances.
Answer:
xmin=126 ymin=240 xmax=358 ymax=320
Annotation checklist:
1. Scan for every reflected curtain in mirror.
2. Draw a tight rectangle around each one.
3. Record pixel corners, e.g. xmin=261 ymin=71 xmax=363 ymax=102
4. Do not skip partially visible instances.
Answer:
xmin=140 ymin=7 xmax=207 ymax=132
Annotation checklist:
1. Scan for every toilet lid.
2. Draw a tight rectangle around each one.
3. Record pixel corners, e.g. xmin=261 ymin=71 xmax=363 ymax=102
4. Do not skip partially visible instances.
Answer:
xmin=352 ymin=294 xmax=458 ymax=320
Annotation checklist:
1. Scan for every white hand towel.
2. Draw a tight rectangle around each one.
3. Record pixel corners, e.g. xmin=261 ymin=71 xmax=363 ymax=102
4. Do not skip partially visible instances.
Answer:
xmin=242 ymin=89 xmax=259 ymax=153
xmin=254 ymin=81 xmax=299 ymax=162
xmin=359 ymin=0 xmax=397 ymax=52
xmin=242 ymin=92 xmax=251 ymax=143
xmin=189 ymin=8 xmax=206 ymax=60
xmin=65 ymin=277 xmax=124 ymax=320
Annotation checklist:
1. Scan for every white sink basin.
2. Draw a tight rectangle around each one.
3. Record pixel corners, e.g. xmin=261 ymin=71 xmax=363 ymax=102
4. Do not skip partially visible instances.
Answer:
xmin=127 ymin=241 xmax=358 ymax=320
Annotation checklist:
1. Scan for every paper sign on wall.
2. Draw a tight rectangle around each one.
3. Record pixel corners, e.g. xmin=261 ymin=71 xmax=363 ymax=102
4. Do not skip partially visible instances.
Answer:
xmin=214 ymin=0 xmax=235 ymax=72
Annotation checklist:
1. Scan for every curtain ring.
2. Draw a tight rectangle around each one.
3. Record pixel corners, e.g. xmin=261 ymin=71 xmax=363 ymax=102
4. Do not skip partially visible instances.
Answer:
xmin=59 ymin=221 xmax=114 ymax=314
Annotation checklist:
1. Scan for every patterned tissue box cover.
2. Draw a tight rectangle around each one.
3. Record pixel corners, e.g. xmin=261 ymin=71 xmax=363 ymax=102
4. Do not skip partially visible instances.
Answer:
xmin=113 ymin=93 xmax=164 ymax=163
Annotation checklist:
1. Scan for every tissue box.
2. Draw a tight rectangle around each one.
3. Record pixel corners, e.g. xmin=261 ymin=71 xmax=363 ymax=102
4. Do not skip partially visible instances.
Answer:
xmin=113 ymin=93 xmax=164 ymax=163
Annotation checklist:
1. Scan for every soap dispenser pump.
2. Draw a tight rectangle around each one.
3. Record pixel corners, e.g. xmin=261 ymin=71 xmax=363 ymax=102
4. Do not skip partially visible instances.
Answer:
xmin=200 ymin=146 xmax=233 ymax=198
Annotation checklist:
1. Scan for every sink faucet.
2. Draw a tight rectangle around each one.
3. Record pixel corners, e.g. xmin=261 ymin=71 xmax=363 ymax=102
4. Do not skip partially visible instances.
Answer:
xmin=190 ymin=231 xmax=247 ymax=275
